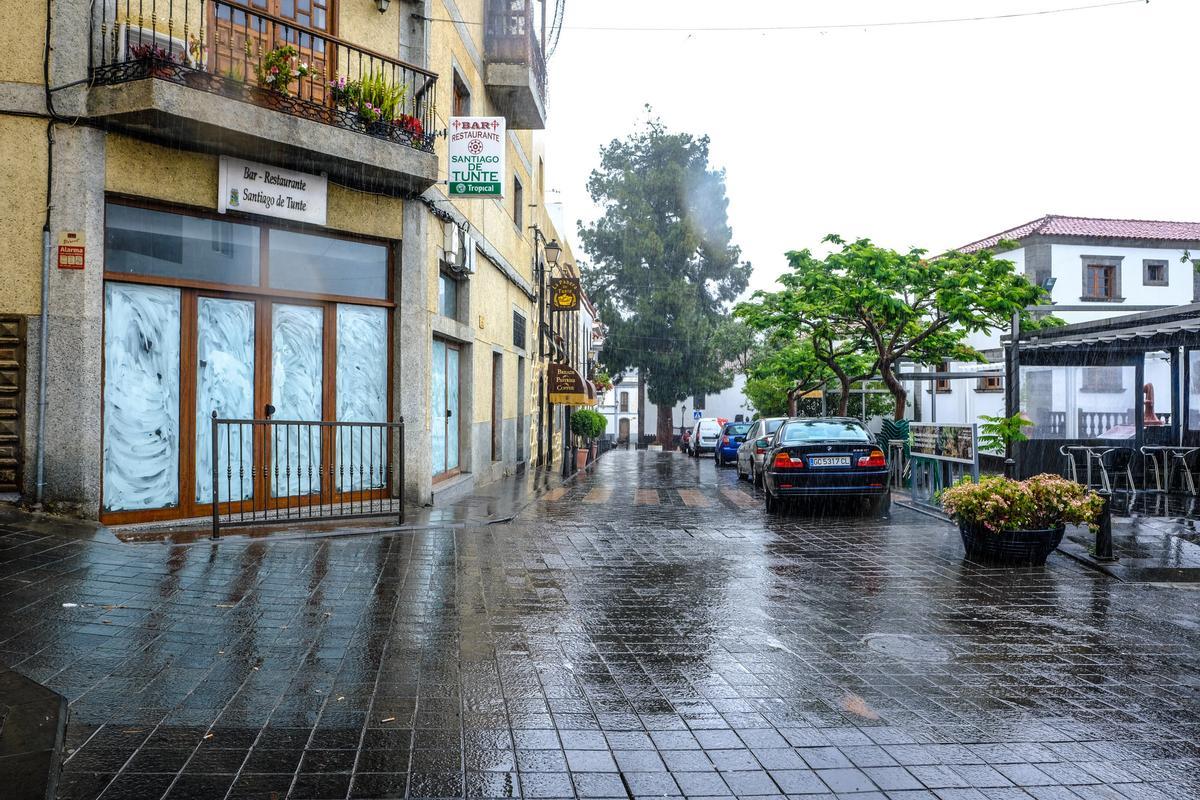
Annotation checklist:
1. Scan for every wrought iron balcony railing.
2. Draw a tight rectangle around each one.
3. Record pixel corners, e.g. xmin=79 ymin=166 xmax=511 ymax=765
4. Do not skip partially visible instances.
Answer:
xmin=91 ymin=0 xmax=437 ymax=153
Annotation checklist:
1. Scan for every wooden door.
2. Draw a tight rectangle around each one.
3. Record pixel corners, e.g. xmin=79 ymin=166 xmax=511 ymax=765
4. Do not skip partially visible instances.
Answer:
xmin=209 ymin=0 xmax=332 ymax=102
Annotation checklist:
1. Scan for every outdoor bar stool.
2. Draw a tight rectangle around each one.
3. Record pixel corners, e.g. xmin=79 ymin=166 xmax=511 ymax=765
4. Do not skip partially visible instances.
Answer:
xmin=1171 ymin=448 xmax=1200 ymax=496
xmin=1059 ymin=445 xmax=1083 ymax=484
xmin=1093 ymin=447 xmax=1136 ymax=497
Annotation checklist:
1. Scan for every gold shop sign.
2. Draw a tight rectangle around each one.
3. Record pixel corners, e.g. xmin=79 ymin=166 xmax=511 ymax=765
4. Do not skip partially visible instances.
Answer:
xmin=550 ymin=278 xmax=581 ymax=312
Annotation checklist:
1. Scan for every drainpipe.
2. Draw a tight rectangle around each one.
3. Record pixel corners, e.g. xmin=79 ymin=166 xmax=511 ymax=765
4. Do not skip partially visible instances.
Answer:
xmin=35 ymin=226 xmax=50 ymax=506
xmin=33 ymin=113 xmax=55 ymax=508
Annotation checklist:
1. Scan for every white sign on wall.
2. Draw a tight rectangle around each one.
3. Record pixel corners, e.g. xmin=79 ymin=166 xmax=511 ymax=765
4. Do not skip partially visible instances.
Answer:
xmin=217 ymin=156 xmax=327 ymax=225
xmin=448 ymin=116 xmax=506 ymax=198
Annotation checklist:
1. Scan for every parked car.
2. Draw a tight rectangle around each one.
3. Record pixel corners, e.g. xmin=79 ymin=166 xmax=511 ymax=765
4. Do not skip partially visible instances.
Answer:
xmin=761 ymin=417 xmax=890 ymax=515
xmin=736 ymin=417 xmax=786 ymax=487
xmin=714 ymin=421 xmax=752 ymax=467
xmin=689 ymin=417 xmax=723 ymax=456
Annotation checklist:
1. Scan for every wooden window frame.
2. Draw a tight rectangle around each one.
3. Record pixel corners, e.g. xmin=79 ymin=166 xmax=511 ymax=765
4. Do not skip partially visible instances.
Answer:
xmin=1080 ymin=255 xmax=1124 ymax=302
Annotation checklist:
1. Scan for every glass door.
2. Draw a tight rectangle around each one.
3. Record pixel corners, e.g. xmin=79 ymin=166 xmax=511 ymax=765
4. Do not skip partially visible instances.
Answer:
xmin=271 ymin=303 xmax=325 ymax=498
xmin=432 ymin=339 xmax=460 ymax=478
xmin=195 ymin=296 xmax=256 ymax=506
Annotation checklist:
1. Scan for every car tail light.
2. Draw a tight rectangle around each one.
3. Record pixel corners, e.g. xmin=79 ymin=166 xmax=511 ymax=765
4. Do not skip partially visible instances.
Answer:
xmin=773 ymin=453 xmax=804 ymax=469
xmin=857 ymin=449 xmax=886 ymax=468
xmin=755 ymin=446 xmax=765 ymax=455
xmin=722 ymin=436 xmax=730 ymax=445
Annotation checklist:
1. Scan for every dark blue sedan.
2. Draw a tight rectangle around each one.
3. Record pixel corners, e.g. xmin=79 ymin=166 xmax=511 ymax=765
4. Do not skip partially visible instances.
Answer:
xmin=714 ymin=422 xmax=752 ymax=467
xmin=762 ymin=418 xmax=890 ymax=515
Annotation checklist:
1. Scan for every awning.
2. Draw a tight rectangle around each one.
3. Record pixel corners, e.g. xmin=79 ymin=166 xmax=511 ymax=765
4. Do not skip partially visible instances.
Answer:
xmin=1021 ymin=317 xmax=1200 ymax=350
xmin=549 ymin=363 xmax=597 ymax=405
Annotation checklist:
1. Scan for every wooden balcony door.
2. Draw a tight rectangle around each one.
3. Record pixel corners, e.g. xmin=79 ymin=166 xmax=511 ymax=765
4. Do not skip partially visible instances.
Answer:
xmin=209 ymin=0 xmax=333 ymax=102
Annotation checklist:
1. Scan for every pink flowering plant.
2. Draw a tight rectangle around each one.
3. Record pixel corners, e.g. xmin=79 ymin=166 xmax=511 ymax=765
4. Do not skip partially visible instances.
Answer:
xmin=940 ymin=473 xmax=1103 ymax=533
xmin=255 ymin=44 xmax=311 ymax=96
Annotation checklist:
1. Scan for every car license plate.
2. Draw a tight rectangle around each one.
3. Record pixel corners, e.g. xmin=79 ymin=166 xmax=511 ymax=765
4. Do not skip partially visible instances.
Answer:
xmin=809 ymin=455 xmax=850 ymax=467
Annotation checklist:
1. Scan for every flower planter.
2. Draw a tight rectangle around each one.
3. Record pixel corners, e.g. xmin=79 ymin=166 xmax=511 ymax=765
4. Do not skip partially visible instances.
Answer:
xmin=248 ymin=86 xmax=289 ymax=111
xmin=364 ymin=120 xmax=392 ymax=138
xmin=575 ymin=447 xmax=589 ymax=472
xmin=959 ymin=522 xmax=1065 ymax=566
xmin=182 ymin=70 xmax=219 ymax=91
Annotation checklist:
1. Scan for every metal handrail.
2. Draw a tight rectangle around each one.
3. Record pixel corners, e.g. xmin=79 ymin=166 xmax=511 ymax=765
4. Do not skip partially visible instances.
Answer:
xmin=210 ymin=412 xmax=405 ymax=538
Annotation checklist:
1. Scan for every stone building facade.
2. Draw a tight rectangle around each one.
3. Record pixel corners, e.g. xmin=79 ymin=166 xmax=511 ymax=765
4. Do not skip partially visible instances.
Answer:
xmin=0 ymin=0 xmax=577 ymax=521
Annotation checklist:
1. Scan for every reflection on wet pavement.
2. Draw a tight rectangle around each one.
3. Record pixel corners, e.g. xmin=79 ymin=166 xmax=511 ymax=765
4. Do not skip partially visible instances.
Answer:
xmin=1 ymin=449 xmax=1198 ymax=799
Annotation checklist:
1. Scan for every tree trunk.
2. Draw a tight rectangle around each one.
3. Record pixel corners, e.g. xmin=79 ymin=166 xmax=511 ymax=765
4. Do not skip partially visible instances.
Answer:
xmin=657 ymin=404 xmax=676 ymax=451
xmin=836 ymin=376 xmax=851 ymax=416
xmin=879 ymin=361 xmax=908 ymax=419
xmin=787 ymin=387 xmax=798 ymax=416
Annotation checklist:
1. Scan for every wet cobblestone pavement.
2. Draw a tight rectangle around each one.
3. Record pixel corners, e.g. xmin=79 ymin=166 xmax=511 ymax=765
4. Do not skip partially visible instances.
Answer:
xmin=2 ymin=449 xmax=1199 ymax=799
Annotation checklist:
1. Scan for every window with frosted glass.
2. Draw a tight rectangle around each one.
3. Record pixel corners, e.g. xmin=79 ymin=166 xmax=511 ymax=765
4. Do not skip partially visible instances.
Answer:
xmin=103 ymin=283 xmax=181 ymax=511
xmin=336 ymin=305 xmax=388 ymax=491
xmin=105 ymin=203 xmax=260 ymax=285
xmin=271 ymin=304 xmax=324 ymax=497
xmin=195 ymin=298 xmax=255 ymax=504
xmin=268 ymin=229 xmax=388 ymax=299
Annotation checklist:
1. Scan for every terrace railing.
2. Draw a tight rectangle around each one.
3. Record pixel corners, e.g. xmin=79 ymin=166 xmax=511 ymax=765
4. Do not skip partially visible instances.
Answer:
xmin=91 ymin=0 xmax=437 ymax=152
xmin=210 ymin=413 xmax=405 ymax=538
xmin=484 ymin=0 xmax=547 ymax=104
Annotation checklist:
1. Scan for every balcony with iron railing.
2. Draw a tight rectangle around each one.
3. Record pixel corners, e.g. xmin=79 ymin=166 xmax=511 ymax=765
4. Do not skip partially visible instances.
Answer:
xmin=88 ymin=0 xmax=439 ymax=193
xmin=483 ymin=0 xmax=547 ymax=130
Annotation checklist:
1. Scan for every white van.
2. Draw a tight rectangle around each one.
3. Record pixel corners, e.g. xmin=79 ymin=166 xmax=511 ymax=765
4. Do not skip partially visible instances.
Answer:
xmin=689 ymin=417 xmax=723 ymax=456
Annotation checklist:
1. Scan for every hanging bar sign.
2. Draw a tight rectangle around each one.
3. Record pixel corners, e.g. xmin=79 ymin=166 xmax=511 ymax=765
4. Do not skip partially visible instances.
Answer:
xmin=448 ymin=117 xmax=506 ymax=198
xmin=550 ymin=278 xmax=581 ymax=312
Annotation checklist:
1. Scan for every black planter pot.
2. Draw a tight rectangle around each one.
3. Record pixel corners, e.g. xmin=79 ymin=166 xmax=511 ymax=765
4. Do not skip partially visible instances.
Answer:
xmin=365 ymin=120 xmax=392 ymax=138
xmin=958 ymin=521 xmax=1065 ymax=566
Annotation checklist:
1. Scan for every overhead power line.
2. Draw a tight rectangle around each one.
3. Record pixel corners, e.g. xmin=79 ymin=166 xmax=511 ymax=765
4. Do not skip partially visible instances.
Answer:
xmin=424 ymin=0 xmax=1147 ymax=34
xmin=567 ymin=0 xmax=1148 ymax=32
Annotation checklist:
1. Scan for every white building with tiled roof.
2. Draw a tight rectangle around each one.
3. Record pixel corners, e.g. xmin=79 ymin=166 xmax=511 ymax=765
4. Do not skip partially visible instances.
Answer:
xmin=908 ymin=215 xmax=1200 ymax=442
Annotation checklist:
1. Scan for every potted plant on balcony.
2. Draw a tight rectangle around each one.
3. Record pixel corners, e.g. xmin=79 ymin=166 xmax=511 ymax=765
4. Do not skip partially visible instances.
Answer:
xmin=393 ymin=113 xmax=425 ymax=146
xmin=570 ymin=409 xmax=607 ymax=471
xmin=128 ymin=41 xmax=177 ymax=79
xmin=940 ymin=474 xmax=1103 ymax=566
xmin=254 ymin=44 xmax=311 ymax=104
xmin=180 ymin=35 xmax=219 ymax=91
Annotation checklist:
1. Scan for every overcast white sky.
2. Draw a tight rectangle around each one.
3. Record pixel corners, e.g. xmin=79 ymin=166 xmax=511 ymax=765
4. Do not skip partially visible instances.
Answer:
xmin=540 ymin=0 xmax=1198 ymax=296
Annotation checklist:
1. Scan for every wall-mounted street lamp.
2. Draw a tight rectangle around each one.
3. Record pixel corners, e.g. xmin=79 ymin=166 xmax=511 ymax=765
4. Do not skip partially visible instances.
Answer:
xmin=543 ymin=238 xmax=562 ymax=268
xmin=376 ymin=0 xmax=390 ymax=13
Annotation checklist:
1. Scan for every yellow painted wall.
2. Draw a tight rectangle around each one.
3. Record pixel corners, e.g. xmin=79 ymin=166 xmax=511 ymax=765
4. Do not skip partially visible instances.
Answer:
xmin=0 ymin=2 xmax=46 ymax=85
xmin=0 ymin=117 xmax=49 ymax=316
xmin=105 ymin=135 xmax=403 ymax=239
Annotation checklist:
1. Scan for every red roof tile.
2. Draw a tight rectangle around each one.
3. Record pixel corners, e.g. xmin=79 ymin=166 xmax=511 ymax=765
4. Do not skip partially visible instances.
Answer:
xmin=956 ymin=214 xmax=1200 ymax=253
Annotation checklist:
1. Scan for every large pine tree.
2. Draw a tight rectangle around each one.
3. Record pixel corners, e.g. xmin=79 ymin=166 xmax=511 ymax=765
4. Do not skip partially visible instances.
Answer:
xmin=580 ymin=118 xmax=750 ymax=449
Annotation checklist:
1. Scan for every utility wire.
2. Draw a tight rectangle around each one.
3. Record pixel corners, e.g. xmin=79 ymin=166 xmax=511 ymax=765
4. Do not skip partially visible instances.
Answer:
xmin=422 ymin=0 xmax=1146 ymax=33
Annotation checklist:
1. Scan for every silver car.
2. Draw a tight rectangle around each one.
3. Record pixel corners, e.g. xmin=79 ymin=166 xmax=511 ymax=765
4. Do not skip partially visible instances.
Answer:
xmin=736 ymin=417 xmax=786 ymax=487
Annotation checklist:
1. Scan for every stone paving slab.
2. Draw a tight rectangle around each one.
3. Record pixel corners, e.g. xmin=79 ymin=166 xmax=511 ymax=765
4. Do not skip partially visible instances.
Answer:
xmin=0 ymin=450 xmax=1198 ymax=799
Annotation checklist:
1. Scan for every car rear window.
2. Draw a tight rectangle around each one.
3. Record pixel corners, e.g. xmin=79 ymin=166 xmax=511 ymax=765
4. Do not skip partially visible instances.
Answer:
xmin=698 ymin=421 xmax=720 ymax=433
xmin=778 ymin=421 xmax=871 ymax=444
xmin=725 ymin=423 xmax=751 ymax=435
xmin=765 ymin=419 xmax=784 ymax=434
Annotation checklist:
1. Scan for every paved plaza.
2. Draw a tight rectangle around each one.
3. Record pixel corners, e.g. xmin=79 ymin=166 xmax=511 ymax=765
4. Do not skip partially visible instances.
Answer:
xmin=1 ymin=449 xmax=1198 ymax=799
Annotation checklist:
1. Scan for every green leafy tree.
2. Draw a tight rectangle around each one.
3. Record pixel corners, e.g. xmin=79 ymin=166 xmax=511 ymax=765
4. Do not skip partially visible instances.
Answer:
xmin=580 ymin=117 xmax=750 ymax=448
xmin=737 ymin=293 xmax=877 ymax=416
xmin=775 ymin=236 xmax=1045 ymax=418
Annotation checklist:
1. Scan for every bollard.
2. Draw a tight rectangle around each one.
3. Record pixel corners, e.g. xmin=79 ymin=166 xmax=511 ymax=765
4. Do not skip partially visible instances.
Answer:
xmin=1004 ymin=458 xmax=1015 ymax=479
xmin=1094 ymin=490 xmax=1118 ymax=563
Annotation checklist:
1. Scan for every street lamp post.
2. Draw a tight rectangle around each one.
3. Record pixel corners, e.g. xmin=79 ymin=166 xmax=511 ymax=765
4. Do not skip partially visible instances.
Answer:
xmin=531 ymin=230 xmax=561 ymax=469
